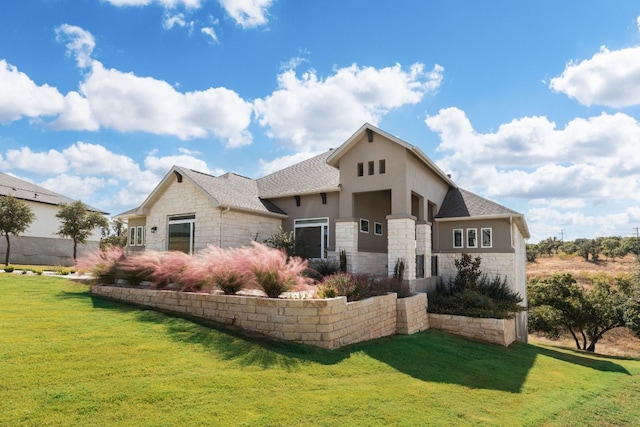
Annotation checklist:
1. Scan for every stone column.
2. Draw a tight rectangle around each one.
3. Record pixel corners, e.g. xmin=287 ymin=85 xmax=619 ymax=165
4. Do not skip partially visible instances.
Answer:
xmin=335 ymin=218 xmax=359 ymax=273
xmin=415 ymin=221 xmax=432 ymax=277
xmin=387 ymin=215 xmax=416 ymax=279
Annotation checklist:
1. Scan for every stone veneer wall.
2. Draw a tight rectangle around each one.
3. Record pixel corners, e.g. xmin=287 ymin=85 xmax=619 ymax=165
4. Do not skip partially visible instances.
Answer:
xmin=91 ymin=286 xmax=428 ymax=350
xmin=438 ymin=252 xmax=517 ymax=288
xmin=396 ymin=293 xmax=429 ymax=334
xmin=428 ymin=313 xmax=516 ymax=347
xmin=355 ymin=251 xmax=388 ymax=276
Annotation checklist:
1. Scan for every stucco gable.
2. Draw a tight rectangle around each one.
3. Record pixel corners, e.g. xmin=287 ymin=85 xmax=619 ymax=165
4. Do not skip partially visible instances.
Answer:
xmin=326 ymin=123 xmax=456 ymax=187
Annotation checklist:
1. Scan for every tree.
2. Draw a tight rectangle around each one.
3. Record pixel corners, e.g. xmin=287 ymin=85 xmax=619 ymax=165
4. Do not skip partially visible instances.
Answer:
xmin=100 ymin=218 xmax=128 ymax=250
xmin=0 ymin=195 xmax=36 ymax=265
xmin=56 ymin=201 xmax=109 ymax=261
xmin=528 ymin=273 xmax=640 ymax=352
xmin=574 ymin=238 xmax=600 ymax=262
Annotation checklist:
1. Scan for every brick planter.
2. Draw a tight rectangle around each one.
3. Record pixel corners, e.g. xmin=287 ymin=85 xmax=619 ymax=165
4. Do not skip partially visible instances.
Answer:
xmin=428 ymin=313 xmax=516 ymax=347
xmin=396 ymin=293 xmax=429 ymax=334
xmin=91 ymin=286 xmax=426 ymax=350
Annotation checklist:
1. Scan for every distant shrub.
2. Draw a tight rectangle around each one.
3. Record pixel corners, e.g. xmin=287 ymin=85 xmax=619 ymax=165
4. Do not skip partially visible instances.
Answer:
xmin=34 ymin=269 xmax=43 ymax=276
xmin=317 ymin=273 xmax=411 ymax=301
xmin=4 ymin=265 xmax=15 ymax=273
xmin=21 ymin=269 xmax=27 ymax=275
xmin=57 ymin=268 xmax=70 ymax=276
xmin=307 ymin=258 xmax=340 ymax=279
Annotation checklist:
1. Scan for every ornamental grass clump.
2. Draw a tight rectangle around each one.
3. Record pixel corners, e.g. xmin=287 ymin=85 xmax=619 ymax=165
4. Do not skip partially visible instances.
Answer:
xmin=182 ymin=245 xmax=250 ymax=295
xmin=243 ymin=242 xmax=313 ymax=298
xmin=76 ymin=246 xmax=125 ymax=284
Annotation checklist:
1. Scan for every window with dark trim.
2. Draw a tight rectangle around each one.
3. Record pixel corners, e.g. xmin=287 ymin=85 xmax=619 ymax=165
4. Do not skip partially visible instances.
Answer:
xmin=368 ymin=161 xmax=374 ymax=175
xmin=481 ymin=228 xmax=492 ymax=248
xmin=360 ymin=219 xmax=370 ymax=233
xmin=379 ymin=159 xmax=386 ymax=174
xmin=467 ymin=228 xmax=477 ymax=248
xmin=453 ymin=229 xmax=463 ymax=248
xmin=374 ymin=222 xmax=383 ymax=236
xmin=357 ymin=162 xmax=364 ymax=177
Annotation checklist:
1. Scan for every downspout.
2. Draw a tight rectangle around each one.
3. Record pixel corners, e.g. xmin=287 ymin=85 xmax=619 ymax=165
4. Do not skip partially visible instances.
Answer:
xmin=220 ymin=206 xmax=230 ymax=247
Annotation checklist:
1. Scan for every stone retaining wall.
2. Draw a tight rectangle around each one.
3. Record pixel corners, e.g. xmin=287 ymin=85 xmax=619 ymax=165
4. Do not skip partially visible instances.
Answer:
xmin=396 ymin=293 xmax=429 ymax=334
xmin=428 ymin=313 xmax=516 ymax=347
xmin=91 ymin=286 xmax=428 ymax=350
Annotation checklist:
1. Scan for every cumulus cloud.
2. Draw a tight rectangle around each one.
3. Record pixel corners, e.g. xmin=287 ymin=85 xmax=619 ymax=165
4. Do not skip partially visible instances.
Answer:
xmin=105 ymin=0 xmax=202 ymax=8
xmin=39 ymin=174 xmax=108 ymax=202
xmin=255 ymin=62 xmax=444 ymax=152
xmin=0 ymin=60 xmax=65 ymax=123
xmin=258 ymin=150 xmax=324 ymax=175
xmin=201 ymin=26 xmax=219 ymax=43
xmin=1 ymin=147 xmax=69 ymax=174
xmin=425 ymin=107 xmax=640 ymax=204
xmin=144 ymin=152 xmax=211 ymax=174
xmin=219 ymin=0 xmax=273 ymax=28
xmin=55 ymin=24 xmax=96 ymax=68
xmin=549 ymin=45 xmax=640 ymax=108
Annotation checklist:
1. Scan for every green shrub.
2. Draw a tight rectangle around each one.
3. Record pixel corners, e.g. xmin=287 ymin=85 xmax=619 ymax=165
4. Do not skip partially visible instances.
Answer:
xmin=4 ymin=265 xmax=15 ymax=273
xmin=315 ymin=282 xmax=338 ymax=298
xmin=34 ymin=269 xmax=43 ymax=276
xmin=307 ymin=258 xmax=340 ymax=278
xmin=428 ymin=254 xmax=523 ymax=319
xmin=57 ymin=268 xmax=70 ymax=276
xmin=21 ymin=269 xmax=27 ymax=275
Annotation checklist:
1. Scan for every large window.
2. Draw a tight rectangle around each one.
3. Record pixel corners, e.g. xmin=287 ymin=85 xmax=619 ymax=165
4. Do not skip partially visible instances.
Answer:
xmin=168 ymin=215 xmax=195 ymax=254
xmin=294 ymin=218 xmax=329 ymax=259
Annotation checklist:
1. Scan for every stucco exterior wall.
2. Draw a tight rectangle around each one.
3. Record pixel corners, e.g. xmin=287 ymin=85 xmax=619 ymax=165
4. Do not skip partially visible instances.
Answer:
xmin=436 ymin=218 xmax=513 ymax=253
xmin=20 ymin=201 xmax=103 ymax=241
xmin=438 ymin=252 xmax=518 ymax=289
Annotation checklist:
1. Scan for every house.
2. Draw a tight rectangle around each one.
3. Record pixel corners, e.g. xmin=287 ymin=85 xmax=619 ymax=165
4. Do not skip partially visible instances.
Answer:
xmin=117 ymin=123 xmax=530 ymax=341
xmin=0 ymin=172 xmax=107 ymax=265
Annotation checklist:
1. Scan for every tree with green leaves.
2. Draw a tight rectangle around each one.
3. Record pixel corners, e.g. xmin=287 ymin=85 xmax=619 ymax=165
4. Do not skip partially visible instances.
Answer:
xmin=528 ymin=273 xmax=640 ymax=352
xmin=100 ymin=218 xmax=128 ymax=250
xmin=0 ymin=195 xmax=36 ymax=265
xmin=56 ymin=201 xmax=109 ymax=261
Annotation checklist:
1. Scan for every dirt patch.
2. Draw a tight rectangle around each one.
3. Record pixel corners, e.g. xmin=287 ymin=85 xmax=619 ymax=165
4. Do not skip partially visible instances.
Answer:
xmin=527 ymin=254 xmax=640 ymax=359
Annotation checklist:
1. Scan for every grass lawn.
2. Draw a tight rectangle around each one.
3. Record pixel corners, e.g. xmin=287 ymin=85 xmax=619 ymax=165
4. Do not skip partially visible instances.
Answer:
xmin=1 ymin=275 xmax=639 ymax=426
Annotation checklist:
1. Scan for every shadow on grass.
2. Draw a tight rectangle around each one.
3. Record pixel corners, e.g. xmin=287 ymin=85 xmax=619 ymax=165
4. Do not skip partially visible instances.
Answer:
xmin=83 ymin=292 xmax=632 ymax=393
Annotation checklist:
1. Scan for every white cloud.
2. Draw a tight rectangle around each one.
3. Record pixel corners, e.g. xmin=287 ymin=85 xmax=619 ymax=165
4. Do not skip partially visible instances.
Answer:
xmin=426 ymin=107 xmax=640 ymax=203
xmin=1 ymin=147 xmax=69 ymax=174
xmin=39 ymin=174 xmax=107 ymax=202
xmin=255 ymin=63 xmax=444 ymax=152
xmin=49 ymin=91 xmax=100 ymax=131
xmin=55 ymin=24 xmax=96 ymax=68
xmin=62 ymin=142 xmax=141 ymax=177
xmin=219 ymin=0 xmax=273 ymax=28
xmin=549 ymin=45 xmax=640 ymax=108
xmin=201 ymin=26 xmax=219 ymax=43
xmin=163 ymin=12 xmax=188 ymax=29
xmin=0 ymin=60 xmax=65 ymax=123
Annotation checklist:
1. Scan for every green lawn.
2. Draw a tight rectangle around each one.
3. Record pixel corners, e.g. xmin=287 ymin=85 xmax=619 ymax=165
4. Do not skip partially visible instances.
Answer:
xmin=1 ymin=275 xmax=639 ymax=426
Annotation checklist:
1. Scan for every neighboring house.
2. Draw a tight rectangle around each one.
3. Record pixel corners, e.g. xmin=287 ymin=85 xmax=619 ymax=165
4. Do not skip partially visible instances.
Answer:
xmin=117 ymin=123 xmax=530 ymax=341
xmin=0 ymin=172 xmax=108 ymax=266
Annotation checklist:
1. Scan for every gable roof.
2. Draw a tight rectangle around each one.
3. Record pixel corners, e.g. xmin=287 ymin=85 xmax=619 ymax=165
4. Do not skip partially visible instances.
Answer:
xmin=0 ymin=172 xmax=108 ymax=214
xmin=326 ymin=123 xmax=456 ymax=188
xmin=436 ymin=188 xmax=530 ymax=238
xmin=122 ymin=166 xmax=286 ymax=219
xmin=257 ymin=151 xmax=339 ymax=198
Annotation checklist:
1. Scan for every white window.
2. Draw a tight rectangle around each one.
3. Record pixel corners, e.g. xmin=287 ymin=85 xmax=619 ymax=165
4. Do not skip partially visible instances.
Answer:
xmin=481 ymin=227 xmax=492 ymax=248
xmin=374 ymin=222 xmax=383 ymax=236
xmin=294 ymin=217 xmax=329 ymax=259
xmin=453 ymin=229 xmax=463 ymax=248
xmin=467 ymin=228 xmax=477 ymax=248
xmin=129 ymin=226 xmax=145 ymax=247
xmin=360 ymin=219 xmax=369 ymax=233
xmin=168 ymin=214 xmax=195 ymax=254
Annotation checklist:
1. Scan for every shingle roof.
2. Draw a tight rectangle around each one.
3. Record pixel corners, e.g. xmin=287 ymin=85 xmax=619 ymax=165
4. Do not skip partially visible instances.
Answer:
xmin=257 ymin=151 xmax=340 ymax=198
xmin=178 ymin=168 xmax=286 ymax=215
xmin=0 ymin=172 xmax=107 ymax=214
xmin=436 ymin=188 xmax=521 ymax=218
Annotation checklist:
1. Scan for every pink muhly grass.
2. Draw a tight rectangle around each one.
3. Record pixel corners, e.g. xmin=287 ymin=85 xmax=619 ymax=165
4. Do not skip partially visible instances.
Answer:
xmin=118 ymin=250 xmax=164 ymax=287
xmin=188 ymin=245 xmax=251 ymax=295
xmin=147 ymin=251 xmax=192 ymax=290
xmin=76 ymin=246 xmax=125 ymax=284
xmin=244 ymin=242 xmax=313 ymax=298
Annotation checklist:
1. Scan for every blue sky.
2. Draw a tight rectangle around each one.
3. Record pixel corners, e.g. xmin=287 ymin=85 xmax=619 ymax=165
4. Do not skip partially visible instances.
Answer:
xmin=1 ymin=0 xmax=640 ymax=243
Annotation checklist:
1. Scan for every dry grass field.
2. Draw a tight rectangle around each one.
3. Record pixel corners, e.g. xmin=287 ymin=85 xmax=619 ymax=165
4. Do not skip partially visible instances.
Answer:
xmin=527 ymin=254 xmax=640 ymax=358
